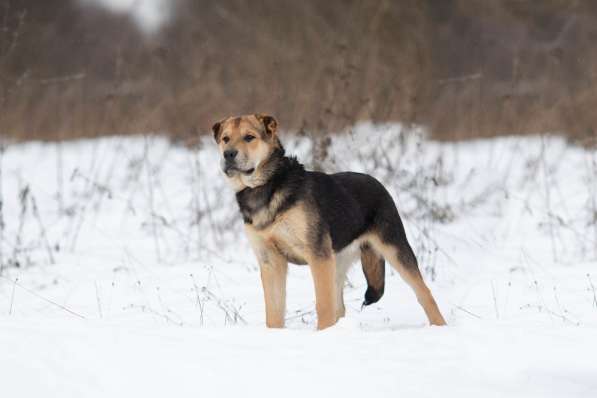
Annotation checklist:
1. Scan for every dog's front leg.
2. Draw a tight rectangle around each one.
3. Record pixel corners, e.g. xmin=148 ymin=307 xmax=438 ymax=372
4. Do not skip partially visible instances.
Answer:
xmin=259 ymin=254 xmax=288 ymax=328
xmin=246 ymin=227 xmax=288 ymax=328
xmin=309 ymin=255 xmax=338 ymax=330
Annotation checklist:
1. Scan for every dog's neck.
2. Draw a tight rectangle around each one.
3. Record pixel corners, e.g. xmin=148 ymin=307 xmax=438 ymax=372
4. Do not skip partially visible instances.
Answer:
xmin=253 ymin=145 xmax=288 ymax=183
xmin=235 ymin=146 xmax=305 ymax=226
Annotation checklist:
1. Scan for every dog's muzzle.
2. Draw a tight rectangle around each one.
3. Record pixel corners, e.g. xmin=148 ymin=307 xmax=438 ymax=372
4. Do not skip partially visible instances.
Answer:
xmin=223 ymin=161 xmax=254 ymax=177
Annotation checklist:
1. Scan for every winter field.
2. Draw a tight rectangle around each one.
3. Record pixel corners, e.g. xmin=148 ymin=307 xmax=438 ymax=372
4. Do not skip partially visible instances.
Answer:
xmin=1 ymin=124 xmax=596 ymax=397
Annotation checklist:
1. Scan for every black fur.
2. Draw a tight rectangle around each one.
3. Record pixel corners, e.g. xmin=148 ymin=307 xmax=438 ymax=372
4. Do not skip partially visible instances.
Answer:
xmin=236 ymin=147 xmax=418 ymax=304
xmin=363 ymin=279 xmax=385 ymax=306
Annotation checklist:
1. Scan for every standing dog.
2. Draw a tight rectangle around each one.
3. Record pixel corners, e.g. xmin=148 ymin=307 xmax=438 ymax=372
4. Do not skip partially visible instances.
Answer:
xmin=212 ymin=114 xmax=446 ymax=330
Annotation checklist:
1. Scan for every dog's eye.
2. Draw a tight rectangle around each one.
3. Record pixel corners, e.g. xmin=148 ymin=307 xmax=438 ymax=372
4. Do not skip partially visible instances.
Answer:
xmin=244 ymin=135 xmax=255 ymax=143
xmin=222 ymin=136 xmax=230 ymax=144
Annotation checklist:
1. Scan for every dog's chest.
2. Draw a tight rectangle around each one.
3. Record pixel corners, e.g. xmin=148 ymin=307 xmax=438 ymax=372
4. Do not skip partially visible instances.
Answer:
xmin=267 ymin=218 xmax=308 ymax=264
xmin=249 ymin=206 xmax=310 ymax=265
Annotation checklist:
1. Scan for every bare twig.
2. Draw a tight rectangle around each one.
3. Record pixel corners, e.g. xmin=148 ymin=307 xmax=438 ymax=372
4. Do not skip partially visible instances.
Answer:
xmin=188 ymin=151 xmax=203 ymax=257
xmin=122 ymin=304 xmax=183 ymax=326
xmin=0 ymin=275 xmax=86 ymax=319
xmin=143 ymin=136 xmax=161 ymax=262
xmin=491 ymin=280 xmax=499 ymax=319
xmin=286 ymin=307 xmax=316 ymax=322
xmin=533 ymin=279 xmax=554 ymax=323
xmin=12 ymin=185 xmax=29 ymax=268
xmin=95 ymin=281 xmax=103 ymax=318
xmin=540 ymin=135 xmax=559 ymax=262
xmin=202 ymin=286 xmax=246 ymax=325
xmin=519 ymin=303 xmax=579 ymax=325
xmin=8 ymin=276 xmax=17 ymax=314
xmin=190 ymin=273 xmax=206 ymax=326
xmin=70 ymin=168 xmax=113 ymax=200
xmin=30 ymin=194 xmax=55 ymax=264
xmin=588 ymin=274 xmax=597 ymax=309
xmin=55 ymin=142 xmax=64 ymax=214
xmin=453 ymin=304 xmax=482 ymax=319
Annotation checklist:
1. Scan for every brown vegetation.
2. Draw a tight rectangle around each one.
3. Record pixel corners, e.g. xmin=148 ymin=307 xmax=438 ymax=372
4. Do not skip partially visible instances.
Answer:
xmin=0 ymin=0 xmax=596 ymax=143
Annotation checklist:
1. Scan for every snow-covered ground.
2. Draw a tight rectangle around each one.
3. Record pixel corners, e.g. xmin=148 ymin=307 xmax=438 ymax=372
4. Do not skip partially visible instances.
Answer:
xmin=1 ymin=124 xmax=596 ymax=397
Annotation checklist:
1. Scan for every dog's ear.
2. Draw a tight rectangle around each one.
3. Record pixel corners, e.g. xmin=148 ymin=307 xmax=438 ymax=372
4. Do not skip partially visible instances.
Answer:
xmin=255 ymin=114 xmax=278 ymax=138
xmin=212 ymin=119 xmax=225 ymax=142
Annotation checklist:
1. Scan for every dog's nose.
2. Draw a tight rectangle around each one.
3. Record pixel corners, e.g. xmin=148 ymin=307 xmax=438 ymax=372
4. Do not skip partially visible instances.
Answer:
xmin=223 ymin=149 xmax=238 ymax=161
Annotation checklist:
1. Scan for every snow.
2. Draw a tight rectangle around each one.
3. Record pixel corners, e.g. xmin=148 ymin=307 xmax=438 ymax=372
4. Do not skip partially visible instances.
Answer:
xmin=1 ymin=124 xmax=596 ymax=397
xmin=3 ymin=318 xmax=596 ymax=397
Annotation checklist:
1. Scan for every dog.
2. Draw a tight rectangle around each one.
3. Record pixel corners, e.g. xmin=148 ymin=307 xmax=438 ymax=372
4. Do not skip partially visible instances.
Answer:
xmin=212 ymin=114 xmax=446 ymax=330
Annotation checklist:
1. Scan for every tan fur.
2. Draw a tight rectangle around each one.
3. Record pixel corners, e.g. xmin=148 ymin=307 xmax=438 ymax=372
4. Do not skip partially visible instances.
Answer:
xmin=308 ymin=255 xmax=338 ymax=330
xmin=245 ymin=226 xmax=287 ymax=328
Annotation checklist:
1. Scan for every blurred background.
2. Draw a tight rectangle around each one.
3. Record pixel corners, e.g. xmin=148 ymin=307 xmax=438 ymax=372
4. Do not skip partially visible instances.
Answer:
xmin=1 ymin=0 xmax=597 ymax=143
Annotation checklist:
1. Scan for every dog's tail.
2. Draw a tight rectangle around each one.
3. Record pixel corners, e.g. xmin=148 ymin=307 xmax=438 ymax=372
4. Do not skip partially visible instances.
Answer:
xmin=360 ymin=243 xmax=385 ymax=307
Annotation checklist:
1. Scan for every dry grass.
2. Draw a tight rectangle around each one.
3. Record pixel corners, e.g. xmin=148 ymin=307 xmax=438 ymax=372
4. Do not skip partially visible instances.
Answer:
xmin=0 ymin=0 xmax=596 ymax=144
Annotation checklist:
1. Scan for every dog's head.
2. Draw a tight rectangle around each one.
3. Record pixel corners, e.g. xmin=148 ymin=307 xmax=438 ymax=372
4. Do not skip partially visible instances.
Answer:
xmin=212 ymin=114 xmax=279 ymax=190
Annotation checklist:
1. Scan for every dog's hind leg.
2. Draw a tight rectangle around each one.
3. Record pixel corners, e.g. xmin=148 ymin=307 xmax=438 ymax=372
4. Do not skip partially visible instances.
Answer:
xmin=334 ymin=243 xmax=361 ymax=319
xmin=334 ymin=257 xmax=352 ymax=319
xmin=368 ymin=231 xmax=446 ymax=326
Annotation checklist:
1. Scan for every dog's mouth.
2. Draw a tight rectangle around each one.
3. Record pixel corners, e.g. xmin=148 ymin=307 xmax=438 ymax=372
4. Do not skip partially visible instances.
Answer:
xmin=224 ymin=166 xmax=255 ymax=177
